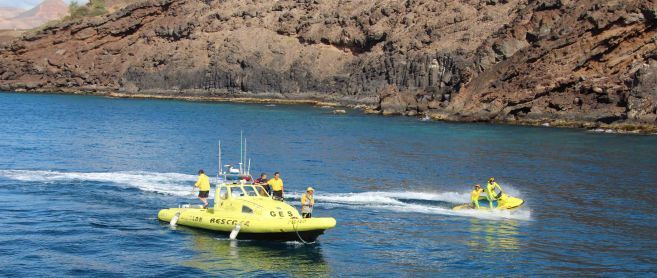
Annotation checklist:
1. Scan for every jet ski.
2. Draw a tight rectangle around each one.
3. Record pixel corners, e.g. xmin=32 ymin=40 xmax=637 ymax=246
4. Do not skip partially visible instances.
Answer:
xmin=453 ymin=193 xmax=525 ymax=211
xmin=158 ymin=139 xmax=336 ymax=242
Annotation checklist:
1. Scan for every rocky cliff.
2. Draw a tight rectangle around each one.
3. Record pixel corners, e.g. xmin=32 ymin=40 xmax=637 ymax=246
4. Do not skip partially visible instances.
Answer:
xmin=1 ymin=0 xmax=656 ymax=131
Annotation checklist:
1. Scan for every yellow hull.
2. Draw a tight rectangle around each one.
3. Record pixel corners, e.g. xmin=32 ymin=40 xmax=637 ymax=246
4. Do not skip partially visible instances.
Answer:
xmin=453 ymin=194 xmax=525 ymax=211
xmin=159 ymin=166 xmax=336 ymax=241
xmin=158 ymin=207 xmax=336 ymax=241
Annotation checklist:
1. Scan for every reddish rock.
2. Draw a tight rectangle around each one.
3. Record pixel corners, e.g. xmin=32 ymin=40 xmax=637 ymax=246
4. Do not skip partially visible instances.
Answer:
xmin=379 ymin=86 xmax=405 ymax=115
xmin=0 ymin=0 xmax=655 ymax=129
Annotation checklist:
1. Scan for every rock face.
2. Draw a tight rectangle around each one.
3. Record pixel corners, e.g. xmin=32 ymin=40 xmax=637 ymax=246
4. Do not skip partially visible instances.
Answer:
xmin=1 ymin=0 xmax=656 ymax=129
xmin=0 ymin=0 xmax=68 ymax=30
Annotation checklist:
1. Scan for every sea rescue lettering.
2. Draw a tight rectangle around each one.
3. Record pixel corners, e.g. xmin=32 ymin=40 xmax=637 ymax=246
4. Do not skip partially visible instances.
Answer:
xmin=209 ymin=218 xmax=248 ymax=226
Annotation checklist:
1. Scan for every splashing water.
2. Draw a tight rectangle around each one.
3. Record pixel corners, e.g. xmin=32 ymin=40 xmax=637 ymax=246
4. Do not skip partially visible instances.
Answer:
xmin=287 ymin=190 xmax=531 ymax=221
xmin=0 ymin=169 xmax=531 ymax=221
xmin=0 ymin=169 xmax=200 ymax=197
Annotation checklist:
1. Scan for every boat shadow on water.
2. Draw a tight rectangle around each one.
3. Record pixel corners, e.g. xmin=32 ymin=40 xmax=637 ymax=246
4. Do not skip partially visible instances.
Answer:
xmin=162 ymin=224 xmax=330 ymax=276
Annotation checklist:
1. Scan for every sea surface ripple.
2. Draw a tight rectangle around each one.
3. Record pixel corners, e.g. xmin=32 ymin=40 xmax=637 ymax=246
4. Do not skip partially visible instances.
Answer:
xmin=1 ymin=92 xmax=656 ymax=276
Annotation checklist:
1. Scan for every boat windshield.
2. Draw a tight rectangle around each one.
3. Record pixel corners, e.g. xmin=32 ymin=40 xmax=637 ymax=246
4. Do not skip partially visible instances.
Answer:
xmin=219 ymin=186 xmax=228 ymax=200
xmin=254 ymin=185 xmax=269 ymax=197
xmin=229 ymin=186 xmax=245 ymax=198
xmin=243 ymin=186 xmax=258 ymax=197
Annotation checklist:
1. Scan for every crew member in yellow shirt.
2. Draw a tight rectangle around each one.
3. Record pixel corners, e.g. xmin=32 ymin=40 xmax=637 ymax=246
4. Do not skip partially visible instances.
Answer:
xmin=192 ymin=169 xmax=211 ymax=208
xmin=471 ymin=184 xmax=484 ymax=209
xmin=268 ymin=172 xmax=284 ymax=201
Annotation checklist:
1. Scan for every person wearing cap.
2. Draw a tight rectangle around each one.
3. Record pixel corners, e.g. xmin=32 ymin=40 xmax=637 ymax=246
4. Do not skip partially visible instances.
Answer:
xmin=192 ymin=169 xmax=211 ymax=209
xmin=301 ymin=187 xmax=315 ymax=218
xmin=471 ymin=184 xmax=484 ymax=209
xmin=253 ymin=173 xmax=271 ymax=196
xmin=486 ymin=177 xmax=504 ymax=209
xmin=268 ymin=172 xmax=284 ymax=201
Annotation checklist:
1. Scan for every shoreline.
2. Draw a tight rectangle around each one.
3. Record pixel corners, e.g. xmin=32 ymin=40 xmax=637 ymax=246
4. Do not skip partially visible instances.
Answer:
xmin=3 ymin=89 xmax=657 ymax=135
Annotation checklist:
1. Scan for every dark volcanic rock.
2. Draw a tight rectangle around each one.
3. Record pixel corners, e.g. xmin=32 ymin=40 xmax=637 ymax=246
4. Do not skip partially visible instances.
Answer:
xmin=627 ymin=64 xmax=657 ymax=123
xmin=1 ymin=0 xmax=656 ymax=129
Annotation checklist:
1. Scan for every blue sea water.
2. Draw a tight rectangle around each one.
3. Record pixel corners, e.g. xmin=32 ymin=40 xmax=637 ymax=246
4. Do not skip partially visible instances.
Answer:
xmin=0 ymin=92 xmax=656 ymax=276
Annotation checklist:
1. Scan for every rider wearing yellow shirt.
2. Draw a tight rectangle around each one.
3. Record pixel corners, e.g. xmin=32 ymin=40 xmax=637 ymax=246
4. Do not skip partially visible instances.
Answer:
xmin=486 ymin=177 xmax=504 ymax=209
xmin=193 ymin=169 xmax=211 ymax=209
xmin=471 ymin=184 xmax=484 ymax=209
xmin=267 ymin=172 xmax=284 ymax=201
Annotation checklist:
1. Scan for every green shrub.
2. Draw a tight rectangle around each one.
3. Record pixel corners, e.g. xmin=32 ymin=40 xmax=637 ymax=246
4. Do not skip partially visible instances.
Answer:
xmin=67 ymin=0 xmax=107 ymax=19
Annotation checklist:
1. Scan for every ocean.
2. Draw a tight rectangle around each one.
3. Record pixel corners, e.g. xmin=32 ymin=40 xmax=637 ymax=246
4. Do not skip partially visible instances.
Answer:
xmin=1 ymin=92 xmax=656 ymax=276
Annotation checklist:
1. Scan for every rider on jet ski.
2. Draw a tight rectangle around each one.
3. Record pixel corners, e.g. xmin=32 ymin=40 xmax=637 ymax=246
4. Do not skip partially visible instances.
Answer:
xmin=486 ymin=177 xmax=504 ymax=209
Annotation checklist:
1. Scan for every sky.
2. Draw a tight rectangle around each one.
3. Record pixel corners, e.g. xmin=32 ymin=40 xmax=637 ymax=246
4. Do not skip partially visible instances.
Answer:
xmin=0 ymin=0 xmax=88 ymax=10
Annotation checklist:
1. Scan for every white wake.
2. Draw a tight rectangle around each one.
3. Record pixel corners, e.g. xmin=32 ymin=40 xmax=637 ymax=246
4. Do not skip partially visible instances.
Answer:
xmin=287 ymin=190 xmax=531 ymax=221
xmin=0 ymin=169 xmax=200 ymax=197
xmin=0 ymin=169 xmax=530 ymax=220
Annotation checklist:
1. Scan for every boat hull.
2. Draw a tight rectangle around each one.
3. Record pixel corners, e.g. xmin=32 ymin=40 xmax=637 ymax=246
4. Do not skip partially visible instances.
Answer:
xmin=158 ymin=207 xmax=336 ymax=241
xmin=171 ymin=228 xmax=327 ymax=241
xmin=453 ymin=194 xmax=525 ymax=211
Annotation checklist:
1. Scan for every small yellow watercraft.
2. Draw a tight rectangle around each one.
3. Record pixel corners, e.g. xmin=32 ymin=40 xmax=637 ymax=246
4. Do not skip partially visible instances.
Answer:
xmin=453 ymin=193 xmax=525 ymax=211
xmin=158 ymin=139 xmax=336 ymax=242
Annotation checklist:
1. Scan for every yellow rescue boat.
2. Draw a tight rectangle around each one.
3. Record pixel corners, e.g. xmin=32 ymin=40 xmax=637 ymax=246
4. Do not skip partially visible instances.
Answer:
xmin=158 ymin=139 xmax=336 ymax=242
xmin=453 ymin=193 xmax=525 ymax=211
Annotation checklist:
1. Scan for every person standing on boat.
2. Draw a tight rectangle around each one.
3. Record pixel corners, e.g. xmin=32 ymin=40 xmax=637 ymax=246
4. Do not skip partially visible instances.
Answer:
xmin=268 ymin=172 xmax=284 ymax=201
xmin=192 ymin=169 xmax=211 ymax=209
xmin=471 ymin=184 xmax=484 ymax=209
xmin=301 ymin=187 xmax=315 ymax=218
xmin=254 ymin=173 xmax=271 ymax=195
xmin=486 ymin=177 xmax=504 ymax=209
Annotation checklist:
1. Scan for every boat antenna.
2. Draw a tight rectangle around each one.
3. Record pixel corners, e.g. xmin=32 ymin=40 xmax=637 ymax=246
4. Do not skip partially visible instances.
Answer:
xmin=217 ymin=140 xmax=222 ymax=181
xmin=247 ymin=158 xmax=251 ymax=176
xmin=244 ymin=138 xmax=247 ymax=175
xmin=240 ymin=131 xmax=243 ymax=174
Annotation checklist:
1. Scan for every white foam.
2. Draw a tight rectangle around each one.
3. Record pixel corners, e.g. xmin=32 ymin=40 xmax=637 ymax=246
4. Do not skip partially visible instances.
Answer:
xmin=288 ymin=189 xmax=531 ymax=221
xmin=286 ymin=191 xmax=470 ymax=205
xmin=282 ymin=241 xmax=307 ymax=246
xmin=287 ymin=191 xmax=404 ymax=206
xmin=0 ymin=169 xmax=531 ymax=220
xmin=375 ymin=203 xmax=532 ymax=221
xmin=313 ymin=199 xmax=531 ymax=221
xmin=497 ymin=183 xmax=524 ymax=198
xmin=0 ymin=169 xmax=204 ymax=197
